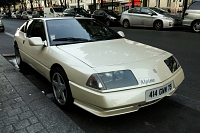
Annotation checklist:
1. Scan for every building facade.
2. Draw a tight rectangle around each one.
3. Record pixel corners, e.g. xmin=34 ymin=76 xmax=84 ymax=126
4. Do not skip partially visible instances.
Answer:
xmin=13 ymin=0 xmax=196 ymax=13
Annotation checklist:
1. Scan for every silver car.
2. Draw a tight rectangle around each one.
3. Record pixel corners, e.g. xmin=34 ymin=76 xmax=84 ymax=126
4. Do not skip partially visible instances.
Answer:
xmin=182 ymin=1 xmax=200 ymax=33
xmin=120 ymin=7 xmax=182 ymax=30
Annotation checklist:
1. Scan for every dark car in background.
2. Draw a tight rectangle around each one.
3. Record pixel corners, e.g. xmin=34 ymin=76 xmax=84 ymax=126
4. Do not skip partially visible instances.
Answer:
xmin=0 ymin=12 xmax=8 ymax=18
xmin=91 ymin=9 xmax=121 ymax=26
xmin=0 ymin=18 xmax=5 ymax=32
xmin=32 ymin=10 xmax=44 ymax=18
xmin=21 ymin=11 xmax=32 ymax=19
xmin=16 ymin=11 xmax=23 ymax=19
xmin=63 ymin=8 xmax=91 ymax=17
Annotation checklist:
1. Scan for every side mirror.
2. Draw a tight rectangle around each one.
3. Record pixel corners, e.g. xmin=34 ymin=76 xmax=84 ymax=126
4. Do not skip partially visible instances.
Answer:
xmin=148 ymin=12 xmax=153 ymax=16
xmin=117 ymin=31 xmax=125 ymax=37
xmin=28 ymin=37 xmax=44 ymax=46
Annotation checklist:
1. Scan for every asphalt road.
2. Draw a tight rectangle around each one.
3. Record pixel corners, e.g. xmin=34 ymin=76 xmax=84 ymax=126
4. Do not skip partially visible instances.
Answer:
xmin=1 ymin=18 xmax=200 ymax=133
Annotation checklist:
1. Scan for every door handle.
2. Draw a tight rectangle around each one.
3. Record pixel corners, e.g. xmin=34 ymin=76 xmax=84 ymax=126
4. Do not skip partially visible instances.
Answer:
xmin=23 ymin=40 xmax=25 ymax=44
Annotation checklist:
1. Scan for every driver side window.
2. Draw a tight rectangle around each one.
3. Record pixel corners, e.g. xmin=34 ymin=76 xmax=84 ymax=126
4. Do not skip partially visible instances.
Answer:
xmin=27 ymin=20 xmax=46 ymax=41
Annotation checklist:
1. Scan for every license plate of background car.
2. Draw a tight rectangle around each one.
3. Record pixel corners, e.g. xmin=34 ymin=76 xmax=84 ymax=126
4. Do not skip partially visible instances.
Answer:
xmin=145 ymin=81 xmax=173 ymax=102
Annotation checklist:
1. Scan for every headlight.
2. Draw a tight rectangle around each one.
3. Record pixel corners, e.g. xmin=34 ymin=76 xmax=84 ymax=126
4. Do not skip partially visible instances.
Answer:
xmin=164 ymin=17 xmax=174 ymax=21
xmin=86 ymin=70 xmax=138 ymax=90
xmin=164 ymin=56 xmax=180 ymax=73
xmin=110 ymin=16 xmax=116 ymax=20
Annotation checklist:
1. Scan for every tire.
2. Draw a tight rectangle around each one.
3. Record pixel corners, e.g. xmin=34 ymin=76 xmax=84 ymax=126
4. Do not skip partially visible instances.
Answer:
xmin=105 ymin=20 xmax=110 ymax=27
xmin=14 ymin=45 xmax=25 ymax=70
xmin=123 ymin=20 xmax=130 ymax=28
xmin=154 ymin=20 xmax=163 ymax=30
xmin=191 ymin=20 xmax=200 ymax=33
xmin=51 ymin=67 xmax=74 ymax=107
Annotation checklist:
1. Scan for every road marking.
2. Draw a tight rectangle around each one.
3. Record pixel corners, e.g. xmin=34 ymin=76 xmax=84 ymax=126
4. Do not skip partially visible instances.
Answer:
xmin=5 ymin=32 xmax=14 ymax=37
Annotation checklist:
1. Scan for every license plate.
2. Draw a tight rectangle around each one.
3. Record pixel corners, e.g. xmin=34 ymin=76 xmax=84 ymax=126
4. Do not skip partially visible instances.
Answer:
xmin=146 ymin=81 xmax=173 ymax=102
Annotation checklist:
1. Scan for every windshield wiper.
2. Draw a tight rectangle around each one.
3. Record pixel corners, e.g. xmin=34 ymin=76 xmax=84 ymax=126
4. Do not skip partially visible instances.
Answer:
xmin=53 ymin=37 xmax=92 ymax=42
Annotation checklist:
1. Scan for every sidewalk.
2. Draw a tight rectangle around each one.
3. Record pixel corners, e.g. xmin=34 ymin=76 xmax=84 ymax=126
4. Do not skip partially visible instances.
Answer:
xmin=0 ymin=54 xmax=84 ymax=133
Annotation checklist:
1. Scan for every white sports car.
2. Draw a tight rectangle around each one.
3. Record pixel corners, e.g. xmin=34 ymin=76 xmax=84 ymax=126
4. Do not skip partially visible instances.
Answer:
xmin=14 ymin=17 xmax=184 ymax=117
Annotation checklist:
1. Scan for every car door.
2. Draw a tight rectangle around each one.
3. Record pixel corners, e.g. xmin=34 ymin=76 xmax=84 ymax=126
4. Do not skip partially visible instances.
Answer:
xmin=128 ymin=7 xmax=142 ymax=26
xmin=23 ymin=20 xmax=48 ymax=75
xmin=140 ymin=8 xmax=155 ymax=27
xmin=93 ymin=10 xmax=105 ymax=23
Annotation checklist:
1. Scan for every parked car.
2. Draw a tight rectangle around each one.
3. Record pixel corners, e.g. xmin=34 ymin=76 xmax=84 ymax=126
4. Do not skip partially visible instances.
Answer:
xmin=14 ymin=17 xmax=184 ymax=117
xmin=16 ymin=11 xmax=23 ymax=19
xmin=120 ymin=7 xmax=182 ymax=30
xmin=182 ymin=0 xmax=200 ymax=33
xmin=92 ymin=9 xmax=121 ymax=26
xmin=63 ymin=8 xmax=91 ymax=17
xmin=11 ymin=12 xmax=17 ymax=18
xmin=32 ymin=10 xmax=44 ymax=18
xmin=44 ymin=7 xmax=64 ymax=17
xmin=0 ymin=18 xmax=5 ymax=32
xmin=0 ymin=12 xmax=8 ymax=18
xmin=21 ymin=11 xmax=32 ymax=19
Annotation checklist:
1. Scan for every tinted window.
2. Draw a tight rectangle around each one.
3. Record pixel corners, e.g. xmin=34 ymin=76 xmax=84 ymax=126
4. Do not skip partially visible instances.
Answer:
xmin=53 ymin=8 xmax=63 ymax=12
xmin=27 ymin=20 xmax=46 ymax=41
xmin=141 ymin=8 xmax=152 ymax=14
xmin=105 ymin=10 xmax=118 ymax=15
xmin=128 ymin=7 xmax=141 ymax=13
xmin=98 ymin=10 xmax=105 ymax=15
xmin=188 ymin=1 xmax=200 ymax=10
xmin=63 ymin=8 xmax=72 ymax=13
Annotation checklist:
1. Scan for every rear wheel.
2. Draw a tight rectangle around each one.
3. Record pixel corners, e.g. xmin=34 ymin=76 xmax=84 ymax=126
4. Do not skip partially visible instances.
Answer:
xmin=191 ymin=20 xmax=200 ymax=33
xmin=154 ymin=20 xmax=163 ymax=30
xmin=51 ymin=67 xmax=74 ymax=107
xmin=123 ymin=20 xmax=130 ymax=28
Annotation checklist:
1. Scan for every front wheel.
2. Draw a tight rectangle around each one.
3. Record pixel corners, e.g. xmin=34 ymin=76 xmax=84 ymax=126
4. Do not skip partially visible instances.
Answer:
xmin=123 ymin=20 xmax=130 ymax=28
xmin=192 ymin=20 xmax=200 ymax=33
xmin=14 ymin=45 xmax=25 ymax=70
xmin=51 ymin=67 xmax=73 ymax=107
xmin=154 ymin=20 xmax=163 ymax=30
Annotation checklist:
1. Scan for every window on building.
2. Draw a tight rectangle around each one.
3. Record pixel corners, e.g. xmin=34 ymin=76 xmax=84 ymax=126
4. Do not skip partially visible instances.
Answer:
xmin=167 ymin=0 xmax=171 ymax=7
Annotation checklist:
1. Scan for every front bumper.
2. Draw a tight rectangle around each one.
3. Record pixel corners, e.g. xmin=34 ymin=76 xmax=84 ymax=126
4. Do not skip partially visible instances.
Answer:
xmin=163 ymin=20 xmax=175 ymax=28
xmin=70 ymin=68 xmax=184 ymax=117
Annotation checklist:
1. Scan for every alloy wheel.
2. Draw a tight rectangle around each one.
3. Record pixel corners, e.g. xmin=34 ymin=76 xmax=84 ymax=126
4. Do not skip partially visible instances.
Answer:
xmin=192 ymin=21 xmax=200 ymax=33
xmin=52 ymin=72 xmax=67 ymax=105
xmin=123 ymin=20 xmax=129 ymax=28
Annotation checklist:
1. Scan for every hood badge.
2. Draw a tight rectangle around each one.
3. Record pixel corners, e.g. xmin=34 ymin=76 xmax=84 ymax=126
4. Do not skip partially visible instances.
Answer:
xmin=141 ymin=79 xmax=155 ymax=85
xmin=153 ymin=69 xmax=157 ymax=73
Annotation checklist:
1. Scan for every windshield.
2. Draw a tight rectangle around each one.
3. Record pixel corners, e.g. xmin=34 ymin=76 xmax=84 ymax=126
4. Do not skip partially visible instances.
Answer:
xmin=53 ymin=8 xmax=64 ymax=12
xmin=150 ymin=7 xmax=169 ymax=14
xmin=105 ymin=10 xmax=119 ymax=16
xmin=46 ymin=18 xmax=122 ymax=46
xmin=27 ymin=11 xmax=32 ymax=15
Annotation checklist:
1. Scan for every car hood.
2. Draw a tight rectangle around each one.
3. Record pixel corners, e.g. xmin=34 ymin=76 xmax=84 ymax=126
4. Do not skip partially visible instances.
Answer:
xmin=57 ymin=38 xmax=166 ymax=68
